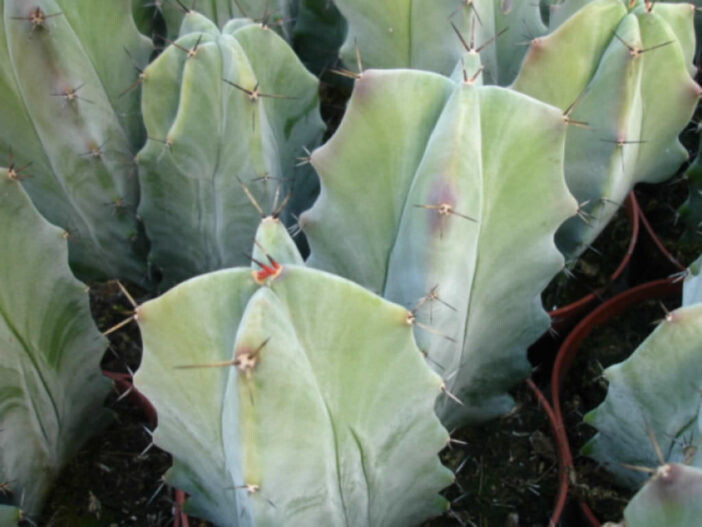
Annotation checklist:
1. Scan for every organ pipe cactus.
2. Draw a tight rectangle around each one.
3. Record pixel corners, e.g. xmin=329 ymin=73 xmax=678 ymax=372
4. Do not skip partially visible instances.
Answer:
xmin=512 ymin=0 xmax=699 ymax=260
xmin=0 ymin=170 xmax=111 ymax=518
xmin=0 ymin=0 xmax=152 ymax=283
xmin=132 ymin=216 xmax=453 ymax=526
xmin=583 ymin=255 xmax=702 ymax=488
xmin=136 ymin=11 xmax=323 ymax=288
xmin=300 ymin=67 xmax=577 ymax=427
xmin=332 ymin=0 xmax=547 ymax=85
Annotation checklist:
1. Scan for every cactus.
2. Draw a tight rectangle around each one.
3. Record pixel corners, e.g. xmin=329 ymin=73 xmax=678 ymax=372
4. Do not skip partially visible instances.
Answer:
xmin=136 ymin=12 xmax=323 ymax=288
xmin=0 ymin=0 xmax=153 ymax=283
xmin=583 ymin=255 xmax=702 ymax=488
xmin=0 ymin=506 xmax=20 ymax=526
xmin=160 ymin=0 xmax=295 ymax=39
xmin=0 ymin=170 xmax=112 ymax=518
xmin=331 ymin=0 xmax=547 ymax=85
xmin=300 ymin=68 xmax=577 ymax=427
xmin=132 ymin=216 xmax=453 ymax=526
xmin=512 ymin=0 xmax=699 ymax=260
xmin=680 ymin=130 xmax=702 ymax=242
xmin=616 ymin=463 xmax=702 ymax=527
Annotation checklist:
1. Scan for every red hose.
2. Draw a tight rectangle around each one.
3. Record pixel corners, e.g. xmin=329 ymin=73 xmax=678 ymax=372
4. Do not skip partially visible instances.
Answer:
xmin=550 ymin=278 xmax=682 ymax=526
xmin=549 ymin=192 xmax=640 ymax=331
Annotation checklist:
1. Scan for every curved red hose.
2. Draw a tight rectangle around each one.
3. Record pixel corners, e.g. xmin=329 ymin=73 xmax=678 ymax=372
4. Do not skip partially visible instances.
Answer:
xmin=174 ymin=489 xmax=189 ymax=527
xmin=549 ymin=192 xmax=640 ymax=330
xmin=550 ymin=278 xmax=682 ymax=527
xmin=526 ymin=379 xmax=569 ymax=527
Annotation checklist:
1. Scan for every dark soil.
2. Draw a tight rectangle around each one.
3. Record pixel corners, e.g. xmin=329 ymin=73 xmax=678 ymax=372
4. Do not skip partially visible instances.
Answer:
xmin=557 ymin=294 xmax=681 ymax=525
xmin=35 ymin=399 xmax=173 ymax=527
xmin=424 ymin=385 xmax=560 ymax=527
xmin=542 ymin=204 xmax=632 ymax=312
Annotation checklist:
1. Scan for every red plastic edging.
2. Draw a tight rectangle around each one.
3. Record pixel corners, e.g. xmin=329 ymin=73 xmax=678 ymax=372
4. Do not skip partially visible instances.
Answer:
xmin=526 ymin=379 xmax=569 ymax=527
xmin=550 ymin=278 xmax=683 ymax=526
xmin=549 ymin=192 xmax=641 ymax=330
xmin=174 ymin=489 xmax=189 ymax=527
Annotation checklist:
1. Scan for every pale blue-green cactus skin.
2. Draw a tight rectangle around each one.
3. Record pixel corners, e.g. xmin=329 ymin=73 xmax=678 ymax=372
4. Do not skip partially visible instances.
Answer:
xmin=513 ymin=0 xmax=699 ymax=260
xmin=159 ymin=0 xmax=295 ymax=39
xmin=332 ymin=0 xmax=546 ymax=85
xmin=136 ymin=12 xmax=323 ymax=288
xmin=0 ymin=506 xmax=20 ymax=527
xmin=301 ymin=68 xmax=577 ymax=427
xmin=583 ymin=255 xmax=702 ymax=488
xmin=133 ymin=217 xmax=453 ymax=526
xmin=0 ymin=171 xmax=111 ymax=518
xmin=0 ymin=0 xmax=153 ymax=283
xmin=615 ymin=464 xmax=702 ymax=527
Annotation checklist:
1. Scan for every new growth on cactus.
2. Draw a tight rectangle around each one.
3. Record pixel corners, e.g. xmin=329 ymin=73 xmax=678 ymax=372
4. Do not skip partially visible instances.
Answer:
xmin=133 ymin=217 xmax=453 ymax=526
xmin=136 ymin=11 xmax=323 ymax=288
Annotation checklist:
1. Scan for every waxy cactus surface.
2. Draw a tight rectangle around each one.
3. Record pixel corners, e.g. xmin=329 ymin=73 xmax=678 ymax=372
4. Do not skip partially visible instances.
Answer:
xmin=0 ymin=170 xmax=111 ymax=517
xmin=332 ymin=0 xmax=546 ymax=85
xmin=136 ymin=12 xmax=323 ymax=288
xmin=0 ymin=0 xmax=152 ymax=283
xmin=583 ymin=255 xmax=702 ymax=488
xmin=301 ymin=68 xmax=577 ymax=427
xmin=619 ymin=463 xmax=702 ymax=527
xmin=133 ymin=217 xmax=453 ymax=526
xmin=513 ymin=0 xmax=699 ymax=260
xmin=159 ymin=0 xmax=295 ymax=39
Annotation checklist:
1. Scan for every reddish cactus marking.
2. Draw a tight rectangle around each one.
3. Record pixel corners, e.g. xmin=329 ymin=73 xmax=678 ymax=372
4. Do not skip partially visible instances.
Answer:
xmin=251 ymin=254 xmax=282 ymax=284
xmin=11 ymin=8 xmax=62 ymax=31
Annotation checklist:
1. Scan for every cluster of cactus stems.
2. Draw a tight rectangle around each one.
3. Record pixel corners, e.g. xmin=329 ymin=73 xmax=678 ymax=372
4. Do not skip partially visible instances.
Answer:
xmin=0 ymin=0 xmax=700 ymax=525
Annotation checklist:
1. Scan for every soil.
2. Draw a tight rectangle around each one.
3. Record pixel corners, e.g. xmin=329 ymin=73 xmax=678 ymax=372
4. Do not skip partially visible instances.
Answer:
xmin=424 ymin=385 xmax=560 ymax=527
xmin=542 ymin=204 xmax=632 ymax=312
xmin=557 ymin=294 xmax=681 ymax=525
